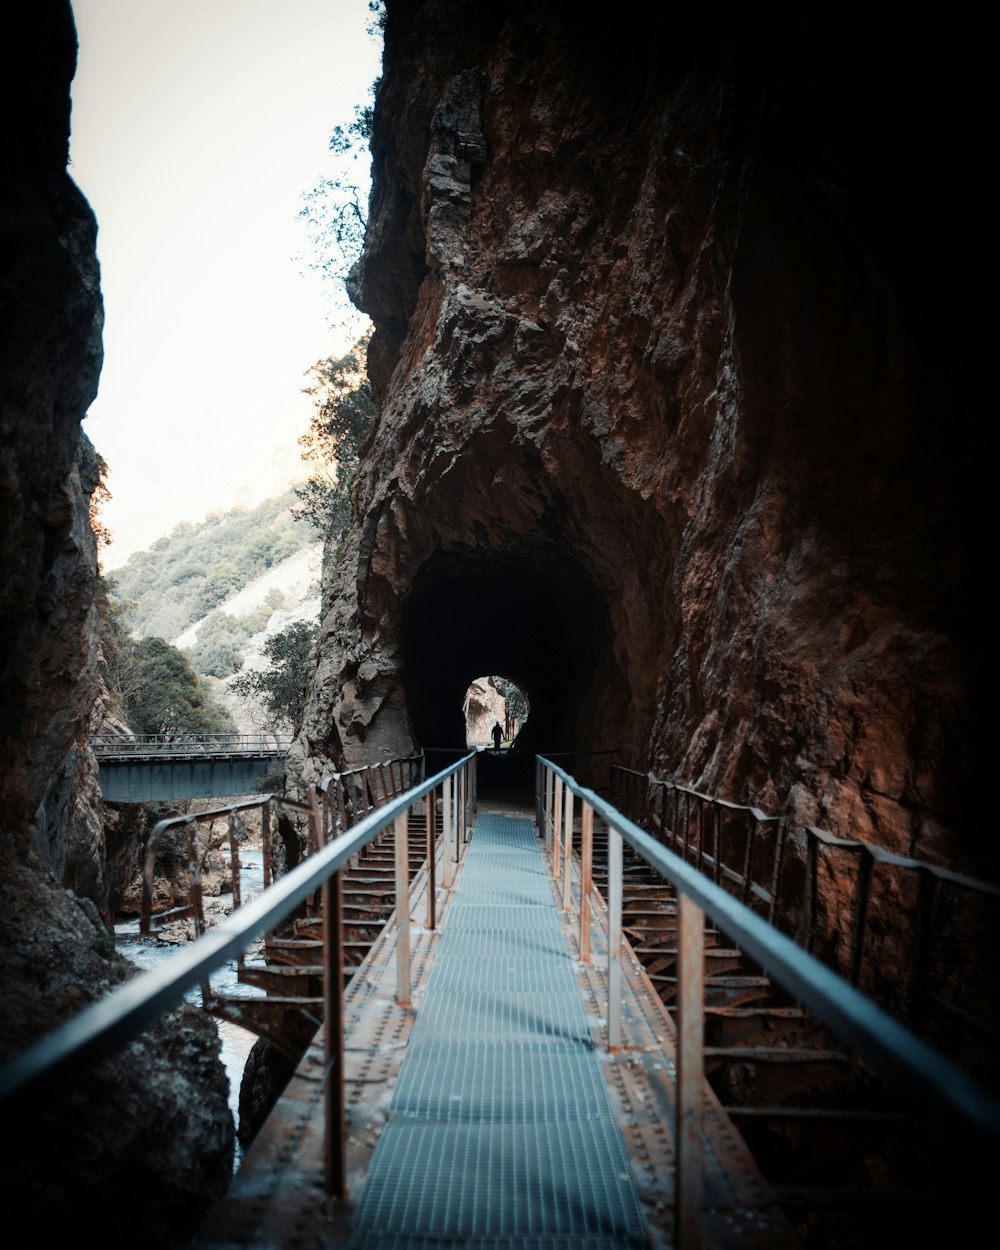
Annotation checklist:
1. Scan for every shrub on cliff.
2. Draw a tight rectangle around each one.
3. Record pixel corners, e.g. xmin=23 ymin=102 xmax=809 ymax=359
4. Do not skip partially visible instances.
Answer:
xmin=229 ymin=619 xmax=319 ymax=733
xmin=292 ymin=331 xmax=375 ymax=545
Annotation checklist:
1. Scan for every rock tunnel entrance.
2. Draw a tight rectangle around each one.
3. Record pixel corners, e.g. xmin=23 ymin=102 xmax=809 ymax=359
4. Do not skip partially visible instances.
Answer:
xmin=399 ymin=548 xmax=609 ymax=801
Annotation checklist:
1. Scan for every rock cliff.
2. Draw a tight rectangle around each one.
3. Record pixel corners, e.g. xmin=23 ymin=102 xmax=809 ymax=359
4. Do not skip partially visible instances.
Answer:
xmin=288 ymin=0 xmax=988 ymax=895
xmin=1 ymin=4 xmax=233 ymax=1243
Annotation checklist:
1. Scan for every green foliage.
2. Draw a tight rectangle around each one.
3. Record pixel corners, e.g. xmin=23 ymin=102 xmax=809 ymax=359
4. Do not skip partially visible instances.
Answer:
xmin=89 ymin=448 xmax=113 ymax=565
xmin=96 ymin=574 xmax=236 ymax=735
xmin=293 ymin=332 xmax=375 ymax=544
xmin=297 ymin=4 xmax=383 ymax=301
xmin=186 ymin=604 xmax=275 ymax=678
xmin=110 ymin=490 xmax=312 ymax=642
xmin=128 ymin=637 xmax=236 ymax=736
xmin=298 ymin=88 xmax=377 ymax=290
xmin=229 ymin=620 xmax=319 ymax=733
xmin=154 ymin=827 xmax=190 ymax=876
xmin=494 ymin=677 xmax=530 ymax=726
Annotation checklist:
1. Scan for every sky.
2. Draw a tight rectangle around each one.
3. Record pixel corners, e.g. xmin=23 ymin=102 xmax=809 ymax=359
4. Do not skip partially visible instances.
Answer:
xmin=68 ymin=0 xmax=383 ymax=569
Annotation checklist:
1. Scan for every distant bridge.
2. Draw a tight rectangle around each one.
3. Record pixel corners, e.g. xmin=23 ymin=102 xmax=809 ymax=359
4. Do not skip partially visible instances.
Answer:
xmin=91 ymin=733 xmax=291 ymax=802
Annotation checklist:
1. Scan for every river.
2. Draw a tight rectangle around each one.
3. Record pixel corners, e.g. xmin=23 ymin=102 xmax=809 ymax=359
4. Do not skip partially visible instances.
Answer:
xmin=114 ymin=847 xmax=265 ymax=1170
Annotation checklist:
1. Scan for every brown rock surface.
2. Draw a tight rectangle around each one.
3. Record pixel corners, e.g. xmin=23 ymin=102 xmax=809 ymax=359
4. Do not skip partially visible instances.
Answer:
xmin=289 ymin=6 xmax=989 ymax=884
xmin=1 ymin=4 xmax=235 ymax=1243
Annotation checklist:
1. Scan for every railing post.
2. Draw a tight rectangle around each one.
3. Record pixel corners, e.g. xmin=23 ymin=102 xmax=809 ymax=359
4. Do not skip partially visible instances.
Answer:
xmin=806 ymin=830 xmax=819 ymax=953
xmin=711 ymin=801 xmax=722 ymax=886
xmin=227 ymin=812 xmax=243 ymax=932
xmin=741 ymin=809 xmax=756 ymax=905
xmin=307 ymin=784 xmax=323 ymax=916
xmin=580 ymin=800 xmax=593 ymax=964
xmin=850 ymin=847 xmax=875 ymax=988
xmin=395 ymin=809 xmax=411 ymax=1006
xmin=544 ymin=767 xmax=554 ymax=855
xmin=456 ymin=767 xmax=464 ymax=850
xmin=553 ymin=773 xmax=563 ymax=879
xmin=608 ymin=824 xmax=623 ymax=1051
xmin=676 ymin=891 xmax=705 ymax=1249
xmin=441 ymin=775 xmax=454 ymax=888
xmin=425 ymin=790 xmax=436 ymax=931
xmin=464 ymin=759 xmax=473 ymax=842
xmin=913 ymin=866 xmax=940 ymax=1032
xmin=261 ymin=799 xmax=272 ymax=890
xmin=467 ymin=758 xmax=474 ymax=841
xmin=457 ymin=760 xmax=465 ymax=850
xmin=321 ymin=867 xmax=345 ymax=1197
xmin=562 ymin=779 xmax=574 ymax=911
xmin=769 ymin=815 xmax=788 ymax=927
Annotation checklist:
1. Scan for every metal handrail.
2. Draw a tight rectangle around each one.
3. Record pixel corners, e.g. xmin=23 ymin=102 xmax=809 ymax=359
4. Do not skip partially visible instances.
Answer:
xmin=538 ymin=755 xmax=1000 ymax=1250
xmin=91 ymin=733 xmax=292 ymax=758
xmin=0 ymin=754 xmax=477 ymax=1154
xmin=610 ymin=764 xmax=1000 ymax=1055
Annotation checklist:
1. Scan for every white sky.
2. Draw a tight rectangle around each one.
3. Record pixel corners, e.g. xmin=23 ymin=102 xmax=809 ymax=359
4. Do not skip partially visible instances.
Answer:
xmin=69 ymin=0 xmax=382 ymax=568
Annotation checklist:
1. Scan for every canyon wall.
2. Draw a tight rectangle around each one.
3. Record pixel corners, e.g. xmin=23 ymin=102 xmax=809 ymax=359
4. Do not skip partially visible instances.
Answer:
xmin=289 ymin=0 xmax=987 ymax=891
xmin=0 ymin=5 xmax=234 ymax=1243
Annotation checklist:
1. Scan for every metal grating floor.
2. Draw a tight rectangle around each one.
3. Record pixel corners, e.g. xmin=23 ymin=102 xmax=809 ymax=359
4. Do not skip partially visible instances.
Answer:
xmin=346 ymin=812 xmax=650 ymax=1250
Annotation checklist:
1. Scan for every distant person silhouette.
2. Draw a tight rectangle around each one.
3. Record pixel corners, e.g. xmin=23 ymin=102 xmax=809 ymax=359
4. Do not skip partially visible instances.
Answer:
xmin=492 ymin=721 xmax=503 ymax=751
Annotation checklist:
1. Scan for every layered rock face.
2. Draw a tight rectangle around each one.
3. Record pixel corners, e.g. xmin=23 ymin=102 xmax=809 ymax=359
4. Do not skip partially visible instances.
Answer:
xmin=1 ymin=5 xmax=234 ymax=1242
xmin=0 ymin=1 xmax=105 ymax=896
xmin=293 ymin=0 xmax=986 ymax=892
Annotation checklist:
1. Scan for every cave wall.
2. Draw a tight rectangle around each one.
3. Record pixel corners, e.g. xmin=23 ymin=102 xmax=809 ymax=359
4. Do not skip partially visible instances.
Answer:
xmin=289 ymin=1 xmax=987 ymax=882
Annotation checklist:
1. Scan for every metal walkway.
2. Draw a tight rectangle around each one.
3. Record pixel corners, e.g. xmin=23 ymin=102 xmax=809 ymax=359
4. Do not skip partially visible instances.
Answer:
xmin=345 ymin=811 xmax=648 ymax=1249
xmin=190 ymin=803 xmax=792 ymax=1250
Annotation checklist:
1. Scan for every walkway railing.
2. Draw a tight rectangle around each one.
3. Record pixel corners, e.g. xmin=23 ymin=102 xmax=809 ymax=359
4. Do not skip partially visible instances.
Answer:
xmin=537 ymin=756 xmax=1000 ymax=1250
xmin=138 ymin=754 xmax=426 ymax=938
xmin=0 ymin=751 xmax=478 ymax=1201
xmin=91 ymin=732 xmax=292 ymax=758
xmin=610 ymin=764 xmax=1000 ymax=1073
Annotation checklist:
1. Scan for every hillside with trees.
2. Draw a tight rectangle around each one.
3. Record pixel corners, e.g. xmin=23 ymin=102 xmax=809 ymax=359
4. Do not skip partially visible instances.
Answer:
xmin=110 ymin=489 xmax=315 ymax=642
xmin=98 ymin=327 xmax=375 ymax=737
xmin=99 ymin=489 xmax=323 ymax=735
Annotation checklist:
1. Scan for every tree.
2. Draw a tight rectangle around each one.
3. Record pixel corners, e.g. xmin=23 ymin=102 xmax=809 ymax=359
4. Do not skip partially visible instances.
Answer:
xmin=229 ymin=620 xmax=319 ymax=733
xmin=89 ymin=449 xmax=113 ymax=567
xmin=493 ymin=677 xmax=530 ymax=734
xmin=296 ymin=4 xmax=384 ymax=303
xmin=127 ymin=637 xmax=235 ymax=737
xmin=96 ymin=574 xmax=144 ymax=718
xmin=292 ymin=331 xmax=375 ymax=543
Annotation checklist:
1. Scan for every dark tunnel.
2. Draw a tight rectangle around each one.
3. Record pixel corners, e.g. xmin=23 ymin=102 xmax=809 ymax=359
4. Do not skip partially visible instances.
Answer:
xmin=399 ymin=547 xmax=610 ymax=800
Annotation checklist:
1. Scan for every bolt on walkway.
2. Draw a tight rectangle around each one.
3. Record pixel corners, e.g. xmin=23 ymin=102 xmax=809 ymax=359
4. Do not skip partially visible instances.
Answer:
xmin=191 ymin=806 xmax=792 ymax=1250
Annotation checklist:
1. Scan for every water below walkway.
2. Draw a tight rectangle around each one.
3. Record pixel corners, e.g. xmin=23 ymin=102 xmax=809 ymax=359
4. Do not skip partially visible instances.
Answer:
xmin=115 ymin=847 xmax=265 ymax=1169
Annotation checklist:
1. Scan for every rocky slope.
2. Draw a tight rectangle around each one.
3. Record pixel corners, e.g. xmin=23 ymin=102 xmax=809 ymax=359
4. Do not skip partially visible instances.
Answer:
xmin=287 ymin=2 xmax=990 ymax=975
xmin=1 ymin=4 xmax=233 ymax=1243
